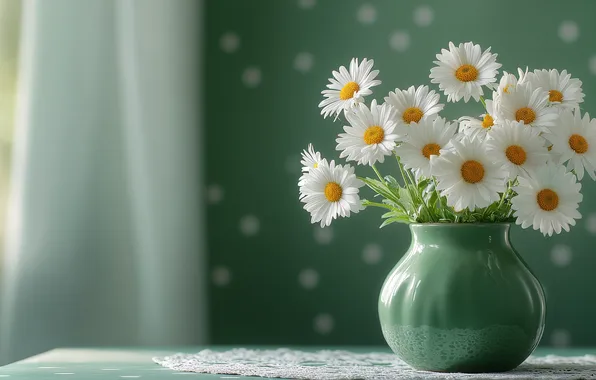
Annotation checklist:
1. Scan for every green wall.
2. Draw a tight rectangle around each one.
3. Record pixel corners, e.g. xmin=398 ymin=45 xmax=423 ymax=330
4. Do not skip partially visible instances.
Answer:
xmin=205 ymin=0 xmax=596 ymax=347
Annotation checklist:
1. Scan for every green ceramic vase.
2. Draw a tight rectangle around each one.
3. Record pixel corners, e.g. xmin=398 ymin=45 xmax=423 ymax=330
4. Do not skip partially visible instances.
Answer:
xmin=378 ymin=223 xmax=546 ymax=373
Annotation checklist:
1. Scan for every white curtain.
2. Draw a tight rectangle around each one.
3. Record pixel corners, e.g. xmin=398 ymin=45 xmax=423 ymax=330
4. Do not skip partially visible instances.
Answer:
xmin=0 ymin=0 xmax=206 ymax=363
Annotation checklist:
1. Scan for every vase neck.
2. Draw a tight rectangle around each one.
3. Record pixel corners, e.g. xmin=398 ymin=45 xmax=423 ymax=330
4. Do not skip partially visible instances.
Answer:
xmin=409 ymin=224 xmax=511 ymax=249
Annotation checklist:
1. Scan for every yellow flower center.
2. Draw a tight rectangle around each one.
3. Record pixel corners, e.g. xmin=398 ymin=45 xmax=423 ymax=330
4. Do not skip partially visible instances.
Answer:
xmin=455 ymin=64 xmax=478 ymax=82
xmin=363 ymin=126 xmax=385 ymax=145
xmin=339 ymin=81 xmax=360 ymax=100
xmin=569 ymin=134 xmax=588 ymax=154
xmin=548 ymin=145 xmax=553 ymax=151
xmin=324 ymin=182 xmax=343 ymax=202
xmin=536 ymin=189 xmax=559 ymax=211
xmin=482 ymin=114 xmax=494 ymax=129
xmin=402 ymin=107 xmax=424 ymax=124
xmin=515 ymin=107 xmax=536 ymax=125
xmin=549 ymin=90 xmax=564 ymax=102
xmin=503 ymin=84 xmax=513 ymax=94
xmin=313 ymin=163 xmax=319 ymax=168
xmin=505 ymin=145 xmax=527 ymax=165
xmin=421 ymin=143 xmax=441 ymax=159
xmin=460 ymin=160 xmax=485 ymax=184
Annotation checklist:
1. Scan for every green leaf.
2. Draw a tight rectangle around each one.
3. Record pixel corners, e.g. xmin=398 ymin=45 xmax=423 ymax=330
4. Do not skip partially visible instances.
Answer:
xmin=417 ymin=178 xmax=431 ymax=194
xmin=380 ymin=215 xmax=412 ymax=228
xmin=428 ymin=190 xmax=438 ymax=209
xmin=361 ymin=177 xmax=401 ymax=205
xmin=397 ymin=187 xmax=414 ymax=210
xmin=381 ymin=208 xmax=408 ymax=219
xmin=384 ymin=175 xmax=400 ymax=188
xmin=362 ymin=199 xmax=394 ymax=210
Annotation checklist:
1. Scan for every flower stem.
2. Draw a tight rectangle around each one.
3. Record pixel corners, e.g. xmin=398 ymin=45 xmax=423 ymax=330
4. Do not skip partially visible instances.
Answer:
xmin=497 ymin=180 xmax=513 ymax=213
xmin=394 ymin=153 xmax=436 ymax=222
xmin=496 ymin=190 xmax=507 ymax=211
xmin=479 ymin=95 xmax=487 ymax=109
xmin=432 ymin=177 xmax=444 ymax=215
xmin=404 ymin=167 xmax=417 ymax=189
xmin=371 ymin=164 xmax=385 ymax=184
xmin=362 ymin=200 xmax=394 ymax=210
xmin=483 ymin=180 xmax=511 ymax=221
xmin=394 ymin=154 xmax=412 ymax=187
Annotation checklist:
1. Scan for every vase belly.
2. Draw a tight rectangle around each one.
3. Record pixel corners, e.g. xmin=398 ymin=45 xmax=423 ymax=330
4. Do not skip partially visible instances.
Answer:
xmin=378 ymin=224 xmax=546 ymax=373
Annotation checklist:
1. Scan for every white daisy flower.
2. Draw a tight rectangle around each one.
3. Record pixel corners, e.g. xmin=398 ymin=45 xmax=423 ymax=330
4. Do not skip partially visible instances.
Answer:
xmin=495 ymin=68 xmax=529 ymax=98
xmin=429 ymin=41 xmax=502 ymax=103
xmin=335 ymin=100 xmax=400 ymax=166
xmin=526 ymin=69 xmax=584 ymax=109
xmin=458 ymin=99 xmax=497 ymax=141
xmin=543 ymin=136 xmax=564 ymax=165
xmin=384 ymin=85 xmax=444 ymax=125
xmin=299 ymin=159 xmax=364 ymax=227
xmin=496 ymin=72 xmax=517 ymax=96
xmin=547 ymin=107 xmax=596 ymax=180
xmin=496 ymin=82 xmax=559 ymax=133
xmin=298 ymin=144 xmax=323 ymax=187
xmin=512 ymin=163 xmax=582 ymax=236
xmin=431 ymin=137 xmax=506 ymax=211
xmin=300 ymin=143 xmax=322 ymax=172
xmin=492 ymin=69 xmax=528 ymax=117
xmin=485 ymin=120 xmax=550 ymax=179
xmin=395 ymin=116 xmax=457 ymax=180
xmin=319 ymin=58 xmax=381 ymax=119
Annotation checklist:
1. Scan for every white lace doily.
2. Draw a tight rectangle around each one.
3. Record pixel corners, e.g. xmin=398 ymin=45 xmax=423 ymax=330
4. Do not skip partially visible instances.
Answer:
xmin=153 ymin=348 xmax=596 ymax=379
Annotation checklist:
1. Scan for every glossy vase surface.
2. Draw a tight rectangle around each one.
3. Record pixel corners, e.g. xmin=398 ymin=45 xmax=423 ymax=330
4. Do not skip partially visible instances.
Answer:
xmin=378 ymin=223 xmax=546 ymax=373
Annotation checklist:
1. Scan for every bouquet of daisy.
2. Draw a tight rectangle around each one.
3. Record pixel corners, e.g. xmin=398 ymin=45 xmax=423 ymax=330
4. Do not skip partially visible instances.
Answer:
xmin=298 ymin=41 xmax=590 ymax=236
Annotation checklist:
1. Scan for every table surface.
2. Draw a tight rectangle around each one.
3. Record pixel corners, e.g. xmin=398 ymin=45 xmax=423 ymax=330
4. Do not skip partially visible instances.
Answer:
xmin=0 ymin=346 xmax=595 ymax=379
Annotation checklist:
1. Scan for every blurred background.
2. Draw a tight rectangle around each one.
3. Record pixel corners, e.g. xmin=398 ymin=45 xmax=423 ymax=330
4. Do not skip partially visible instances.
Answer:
xmin=0 ymin=0 xmax=595 ymax=365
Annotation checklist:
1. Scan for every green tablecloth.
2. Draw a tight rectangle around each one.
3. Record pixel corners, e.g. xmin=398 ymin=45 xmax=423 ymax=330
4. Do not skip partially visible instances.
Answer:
xmin=0 ymin=347 xmax=594 ymax=379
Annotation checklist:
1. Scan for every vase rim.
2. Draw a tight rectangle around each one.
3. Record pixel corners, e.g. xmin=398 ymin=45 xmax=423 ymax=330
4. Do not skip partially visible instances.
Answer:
xmin=410 ymin=222 xmax=512 ymax=227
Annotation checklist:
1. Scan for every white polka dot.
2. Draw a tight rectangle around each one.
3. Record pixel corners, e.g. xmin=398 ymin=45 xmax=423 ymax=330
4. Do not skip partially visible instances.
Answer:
xmin=362 ymin=243 xmax=383 ymax=264
xmin=313 ymin=313 xmax=334 ymax=334
xmin=299 ymin=268 xmax=319 ymax=289
xmin=220 ymin=32 xmax=240 ymax=53
xmin=207 ymin=184 xmax=224 ymax=205
xmin=589 ymin=55 xmax=596 ymax=75
xmin=558 ymin=21 xmax=579 ymax=43
xmin=294 ymin=52 xmax=314 ymax=73
xmin=413 ymin=5 xmax=434 ymax=27
xmin=242 ymin=67 xmax=261 ymax=88
xmin=551 ymin=244 xmax=572 ymax=267
xmin=586 ymin=213 xmax=596 ymax=233
xmin=357 ymin=4 xmax=377 ymax=24
xmin=389 ymin=31 xmax=411 ymax=52
xmin=285 ymin=154 xmax=301 ymax=175
xmin=314 ymin=226 xmax=333 ymax=244
xmin=298 ymin=0 xmax=316 ymax=9
xmin=551 ymin=329 xmax=571 ymax=347
xmin=212 ymin=266 xmax=231 ymax=286
xmin=240 ymin=214 xmax=260 ymax=236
